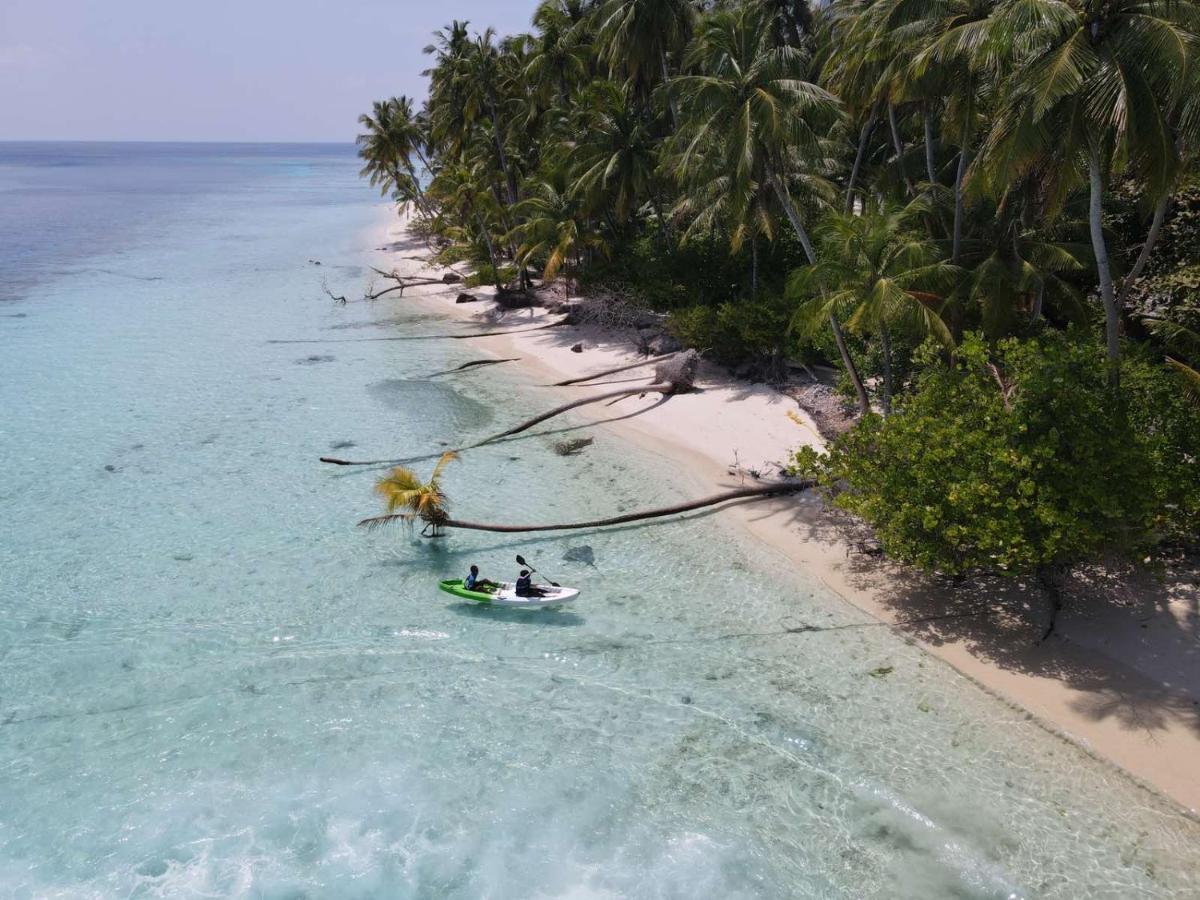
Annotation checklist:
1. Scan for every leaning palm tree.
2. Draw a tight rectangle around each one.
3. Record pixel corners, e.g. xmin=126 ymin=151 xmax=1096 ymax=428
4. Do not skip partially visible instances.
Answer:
xmin=790 ymin=200 xmax=957 ymax=414
xmin=361 ymin=452 xmax=458 ymax=536
xmin=356 ymin=97 xmax=434 ymax=217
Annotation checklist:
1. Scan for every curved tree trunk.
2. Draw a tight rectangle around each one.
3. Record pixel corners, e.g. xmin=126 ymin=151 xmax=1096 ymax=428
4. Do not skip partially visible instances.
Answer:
xmin=770 ymin=167 xmax=870 ymax=416
xmin=466 ymin=384 xmax=673 ymax=448
xmin=435 ymin=481 xmax=811 ymax=533
xmin=1116 ymin=192 xmax=1170 ymax=309
xmin=845 ymin=104 xmax=879 ymax=213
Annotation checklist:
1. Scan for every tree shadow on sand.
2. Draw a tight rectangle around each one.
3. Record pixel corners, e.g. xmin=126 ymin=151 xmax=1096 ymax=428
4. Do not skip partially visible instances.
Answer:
xmin=745 ymin=493 xmax=1200 ymax=740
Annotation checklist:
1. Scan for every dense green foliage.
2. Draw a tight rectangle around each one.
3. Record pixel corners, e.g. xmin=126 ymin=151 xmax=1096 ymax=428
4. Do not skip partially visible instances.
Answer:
xmin=358 ymin=0 xmax=1200 ymax=572
xmin=813 ymin=335 xmax=1197 ymax=575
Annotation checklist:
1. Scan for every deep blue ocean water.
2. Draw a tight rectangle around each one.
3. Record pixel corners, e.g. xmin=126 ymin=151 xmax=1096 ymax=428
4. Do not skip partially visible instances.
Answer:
xmin=1 ymin=142 xmax=1198 ymax=898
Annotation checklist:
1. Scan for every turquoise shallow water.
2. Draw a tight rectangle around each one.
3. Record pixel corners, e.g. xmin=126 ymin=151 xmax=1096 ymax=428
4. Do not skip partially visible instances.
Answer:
xmin=2 ymin=143 xmax=1199 ymax=898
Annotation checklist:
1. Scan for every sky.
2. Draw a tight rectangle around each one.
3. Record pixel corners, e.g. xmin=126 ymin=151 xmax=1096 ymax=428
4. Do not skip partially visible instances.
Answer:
xmin=0 ymin=0 xmax=537 ymax=142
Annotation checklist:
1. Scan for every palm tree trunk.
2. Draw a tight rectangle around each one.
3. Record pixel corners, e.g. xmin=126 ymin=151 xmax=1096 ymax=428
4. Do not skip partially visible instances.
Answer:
xmin=1116 ymin=192 xmax=1170 ymax=308
xmin=845 ymin=104 xmax=879 ymax=213
xmin=751 ymin=236 xmax=759 ymax=300
xmin=438 ymin=482 xmax=810 ymax=533
xmin=923 ymin=103 xmax=937 ymax=185
xmin=488 ymin=102 xmax=519 ymax=207
xmin=475 ymin=211 xmax=504 ymax=292
xmin=769 ymin=170 xmax=816 ymax=262
xmin=1030 ymin=282 xmax=1044 ymax=323
xmin=1088 ymin=152 xmax=1121 ymax=381
xmin=660 ymin=51 xmax=678 ymax=129
xmin=887 ymin=103 xmax=913 ymax=195
xmin=553 ymin=352 xmax=678 ymax=386
xmin=770 ymin=168 xmax=871 ymax=415
xmin=952 ymin=120 xmax=970 ymax=264
xmin=880 ymin=323 xmax=894 ymax=416
xmin=467 ymin=384 xmax=675 ymax=448
xmin=650 ymin=190 xmax=675 ymax=247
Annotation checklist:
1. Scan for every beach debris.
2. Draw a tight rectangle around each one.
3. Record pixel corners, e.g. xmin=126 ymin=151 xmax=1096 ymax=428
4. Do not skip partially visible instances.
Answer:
xmin=455 ymin=293 xmax=479 ymax=303
xmin=571 ymin=342 xmax=584 ymax=353
xmin=321 ymin=279 xmax=347 ymax=304
xmin=867 ymin=666 xmax=894 ymax=678
xmin=562 ymin=545 xmax=596 ymax=566
xmin=554 ymin=437 xmax=594 ymax=456
xmin=552 ymin=351 xmax=678 ymax=387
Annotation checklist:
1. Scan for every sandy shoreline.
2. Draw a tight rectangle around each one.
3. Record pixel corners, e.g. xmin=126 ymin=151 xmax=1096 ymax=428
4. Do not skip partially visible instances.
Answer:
xmin=374 ymin=216 xmax=1200 ymax=816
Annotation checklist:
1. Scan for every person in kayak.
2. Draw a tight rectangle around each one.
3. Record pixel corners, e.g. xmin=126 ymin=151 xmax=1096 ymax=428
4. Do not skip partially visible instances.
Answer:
xmin=514 ymin=569 xmax=545 ymax=597
xmin=464 ymin=565 xmax=497 ymax=591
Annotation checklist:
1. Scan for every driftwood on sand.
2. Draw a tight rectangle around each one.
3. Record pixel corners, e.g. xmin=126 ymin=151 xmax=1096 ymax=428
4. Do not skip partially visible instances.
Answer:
xmin=552 ymin=352 xmax=678 ymax=386
xmin=462 ymin=351 xmax=700 ymax=449
xmin=364 ymin=268 xmax=462 ymax=300
xmin=357 ymin=481 xmax=809 ymax=533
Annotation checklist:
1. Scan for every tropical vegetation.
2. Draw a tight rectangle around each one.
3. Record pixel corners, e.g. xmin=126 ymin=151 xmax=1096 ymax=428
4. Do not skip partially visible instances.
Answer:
xmin=357 ymin=0 xmax=1200 ymax=585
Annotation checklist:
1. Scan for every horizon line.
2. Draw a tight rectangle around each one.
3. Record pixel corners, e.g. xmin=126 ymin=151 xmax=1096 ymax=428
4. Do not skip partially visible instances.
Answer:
xmin=0 ymin=138 xmax=356 ymax=145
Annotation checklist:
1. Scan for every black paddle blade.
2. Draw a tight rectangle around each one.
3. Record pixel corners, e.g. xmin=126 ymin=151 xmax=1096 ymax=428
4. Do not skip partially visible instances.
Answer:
xmin=516 ymin=554 xmax=527 ymax=566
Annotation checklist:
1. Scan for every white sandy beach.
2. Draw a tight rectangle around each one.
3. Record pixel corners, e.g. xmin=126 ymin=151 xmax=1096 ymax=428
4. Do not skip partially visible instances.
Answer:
xmin=376 ymin=216 xmax=1200 ymax=816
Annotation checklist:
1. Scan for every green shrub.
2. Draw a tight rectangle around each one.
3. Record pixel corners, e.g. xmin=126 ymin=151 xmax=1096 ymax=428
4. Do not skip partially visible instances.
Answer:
xmin=667 ymin=296 xmax=795 ymax=369
xmin=464 ymin=264 xmax=517 ymax=289
xmin=806 ymin=332 xmax=1196 ymax=576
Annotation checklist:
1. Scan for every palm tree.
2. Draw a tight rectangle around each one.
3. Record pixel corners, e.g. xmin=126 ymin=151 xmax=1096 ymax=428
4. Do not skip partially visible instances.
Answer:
xmin=525 ymin=0 xmax=592 ymax=107
xmin=511 ymin=175 xmax=608 ymax=293
xmin=595 ymin=0 xmax=695 ymax=107
xmin=790 ymin=200 xmax=957 ymax=414
xmin=361 ymin=452 xmax=459 ymax=536
xmin=356 ymin=97 xmax=433 ymax=217
xmin=671 ymin=5 xmax=868 ymax=406
xmin=570 ymin=82 xmax=669 ymax=233
xmin=981 ymin=0 xmax=1195 ymax=379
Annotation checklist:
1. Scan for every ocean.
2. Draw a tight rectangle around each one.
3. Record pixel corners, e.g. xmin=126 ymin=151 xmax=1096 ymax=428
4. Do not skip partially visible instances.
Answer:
xmin=1 ymin=142 xmax=1197 ymax=898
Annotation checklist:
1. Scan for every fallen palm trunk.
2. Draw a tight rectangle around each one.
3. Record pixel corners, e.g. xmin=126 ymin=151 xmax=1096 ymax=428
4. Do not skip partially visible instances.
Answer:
xmin=323 ymin=350 xmax=699 ymax=465
xmin=552 ymin=352 xmax=677 ymax=386
xmin=439 ymin=482 xmax=810 ymax=532
xmin=357 ymin=481 xmax=810 ymax=533
xmin=427 ymin=358 xmax=518 ymax=378
xmin=274 ymin=319 xmax=567 ymax=346
xmin=466 ymin=352 xmax=699 ymax=449
xmin=464 ymin=385 xmax=671 ymax=448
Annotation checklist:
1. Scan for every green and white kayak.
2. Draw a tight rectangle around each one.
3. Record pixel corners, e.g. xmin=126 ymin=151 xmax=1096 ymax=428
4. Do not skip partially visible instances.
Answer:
xmin=438 ymin=579 xmax=580 ymax=608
